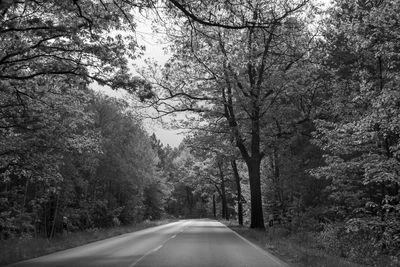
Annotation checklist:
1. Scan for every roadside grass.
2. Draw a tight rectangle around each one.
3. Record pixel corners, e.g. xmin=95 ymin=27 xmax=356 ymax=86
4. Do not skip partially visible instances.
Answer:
xmin=0 ymin=219 xmax=176 ymax=266
xmin=223 ymin=220 xmax=367 ymax=267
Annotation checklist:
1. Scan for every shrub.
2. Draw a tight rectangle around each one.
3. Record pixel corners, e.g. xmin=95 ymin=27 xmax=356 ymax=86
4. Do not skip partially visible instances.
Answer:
xmin=316 ymin=216 xmax=400 ymax=266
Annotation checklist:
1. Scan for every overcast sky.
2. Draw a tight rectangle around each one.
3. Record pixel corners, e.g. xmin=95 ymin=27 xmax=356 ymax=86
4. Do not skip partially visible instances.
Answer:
xmin=94 ymin=12 xmax=184 ymax=148
xmin=134 ymin=13 xmax=186 ymax=148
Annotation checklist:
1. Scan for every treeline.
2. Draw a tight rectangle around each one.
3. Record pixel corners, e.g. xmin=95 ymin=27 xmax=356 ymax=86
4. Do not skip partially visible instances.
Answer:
xmin=0 ymin=77 xmax=209 ymax=238
xmin=1 ymin=81 xmax=141 ymax=238
xmin=0 ymin=0 xmax=178 ymax=240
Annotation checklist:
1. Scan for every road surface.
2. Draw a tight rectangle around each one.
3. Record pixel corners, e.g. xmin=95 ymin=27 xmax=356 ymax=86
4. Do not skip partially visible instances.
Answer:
xmin=8 ymin=219 xmax=290 ymax=267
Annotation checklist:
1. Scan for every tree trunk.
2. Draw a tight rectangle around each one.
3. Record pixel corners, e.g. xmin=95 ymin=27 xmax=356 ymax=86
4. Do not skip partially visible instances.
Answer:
xmin=212 ymin=194 xmax=216 ymax=218
xmin=231 ymin=159 xmax=243 ymax=226
xmin=218 ymin=161 xmax=229 ymax=220
xmin=186 ymin=186 xmax=193 ymax=216
xmin=221 ymin=199 xmax=226 ymax=219
xmin=50 ymin=193 xmax=60 ymax=239
xmin=44 ymin=204 xmax=47 ymax=238
xmin=272 ymin=148 xmax=284 ymax=210
xmin=221 ymin=177 xmax=228 ymax=220
xmin=221 ymin=52 xmax=265 ymax=229
xmin=220 ymin=186 xmax=227 ymax=220
xmin=248 ymin=158 xmax=265 ymax=229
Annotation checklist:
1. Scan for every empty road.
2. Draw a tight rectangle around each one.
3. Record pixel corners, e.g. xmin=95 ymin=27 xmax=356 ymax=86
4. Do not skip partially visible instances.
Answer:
xmin=8 ymin=219 xmax=290 ymax=267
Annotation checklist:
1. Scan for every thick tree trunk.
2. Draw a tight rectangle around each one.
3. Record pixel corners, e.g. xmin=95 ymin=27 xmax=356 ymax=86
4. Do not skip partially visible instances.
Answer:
xmin=248 ymin=159 xmax=265 ymax=229
xmin=221 ymin=52 xmax=265 ymax=229
xmin=231 ymin=159 xmax=243 ymax=226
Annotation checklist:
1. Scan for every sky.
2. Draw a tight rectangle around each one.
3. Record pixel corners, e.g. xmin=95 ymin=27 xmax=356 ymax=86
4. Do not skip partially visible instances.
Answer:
xmin=134 ymin=13 xmax=186 ymax=147
xmin=94 ymin=12 xmax=185 ymax=148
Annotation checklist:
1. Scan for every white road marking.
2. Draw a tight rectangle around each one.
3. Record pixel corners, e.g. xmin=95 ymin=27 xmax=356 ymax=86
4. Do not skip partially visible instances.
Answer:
xmin=152 ymin=245 xmax=163 ymax=252
xmin=129 ymin=234 xmax=175 ymax=266
xmin=129 ymin=245 xmax=159 ymax=267
xmin=130 ymin=221 xmax=191 ymax=267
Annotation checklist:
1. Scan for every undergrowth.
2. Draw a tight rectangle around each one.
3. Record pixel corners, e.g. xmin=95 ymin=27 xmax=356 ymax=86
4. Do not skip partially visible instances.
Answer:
xmin=224 ymin=221 xmax=369 ymax=267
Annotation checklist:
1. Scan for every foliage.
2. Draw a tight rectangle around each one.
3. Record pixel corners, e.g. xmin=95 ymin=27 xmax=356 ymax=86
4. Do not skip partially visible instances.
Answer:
xmin=0 ymin=75 xmax=98 ymax=238
xmin=310 ymin=0 xmax=400 ymax=264
xmin=0 ymin=0 xmax=150 ymax=90
xmin=0 ymin=0 xmax=162 ymax=240
xmin=0 ymin=89 xmax=162 ymax=238
xmin=163 ymin=143 xmax=212 ymax=218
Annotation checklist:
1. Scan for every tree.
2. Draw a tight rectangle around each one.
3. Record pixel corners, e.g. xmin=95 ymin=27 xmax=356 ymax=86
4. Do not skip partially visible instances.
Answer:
xmin=91 ymin=95 xmax=158 ymax=226
xmin=185 ymin=129 xmax=245 ymax=224
xmin=0 ymin=75 xmax=99 ymax=237
xmin=311 ymin=0 xmax=400 ymax=263
xmin=142 ymin=134 xmax=176 ymax=220
xmin=143 ymin=0 xmax=316 ymax=229
xmin=231 ymin=159 xmax=244 ymax=225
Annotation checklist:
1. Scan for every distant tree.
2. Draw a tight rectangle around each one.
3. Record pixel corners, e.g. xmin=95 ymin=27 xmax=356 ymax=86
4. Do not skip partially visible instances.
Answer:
xmin=90 ymin=95 xmax=158 ymax=226
xmin=185 ymin=130 xmax=245 ymax=223
xmin=161 ymin=141 xmax=220 ymax=218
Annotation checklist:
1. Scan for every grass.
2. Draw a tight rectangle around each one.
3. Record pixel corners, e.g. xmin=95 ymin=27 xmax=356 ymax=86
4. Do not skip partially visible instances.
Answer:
xmin=0 ymin=219 xmax=176 ymax=266
xmin=223 ymin=220 xmax=367 ymax=267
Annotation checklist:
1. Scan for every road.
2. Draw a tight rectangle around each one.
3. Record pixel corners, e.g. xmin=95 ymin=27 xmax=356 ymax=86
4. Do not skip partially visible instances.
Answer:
xmin=8 ymin=219 xmax=290 ymax=267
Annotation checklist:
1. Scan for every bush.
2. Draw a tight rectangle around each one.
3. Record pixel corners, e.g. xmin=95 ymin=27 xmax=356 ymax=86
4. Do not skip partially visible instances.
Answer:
xmin=316 ymin=217 xmax=400 ymax=266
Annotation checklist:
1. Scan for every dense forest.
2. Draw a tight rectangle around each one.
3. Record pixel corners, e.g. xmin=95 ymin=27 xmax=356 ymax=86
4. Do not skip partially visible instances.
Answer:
xmin=1 ymin=0 xmax=399 ymax=266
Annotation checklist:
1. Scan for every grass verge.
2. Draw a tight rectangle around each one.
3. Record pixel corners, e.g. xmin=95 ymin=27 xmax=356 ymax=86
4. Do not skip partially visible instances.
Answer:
xmin=0 ymin=219 xmax=176 ymax=266
xmin=223 ymin=220 xmax=367 ymax=267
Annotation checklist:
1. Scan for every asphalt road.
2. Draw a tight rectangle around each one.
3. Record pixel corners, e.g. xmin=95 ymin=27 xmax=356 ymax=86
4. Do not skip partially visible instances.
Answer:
xmin=8 ymin=219 xmax=290 ymax=267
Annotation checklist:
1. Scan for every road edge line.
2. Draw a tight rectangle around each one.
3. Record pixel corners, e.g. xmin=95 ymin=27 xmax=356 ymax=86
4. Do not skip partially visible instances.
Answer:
xmin=221 ymin=223 xmax=291 ymax=267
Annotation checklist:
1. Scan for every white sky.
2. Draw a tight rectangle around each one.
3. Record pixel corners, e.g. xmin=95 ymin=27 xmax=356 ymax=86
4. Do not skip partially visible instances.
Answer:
xmin=94 ymin=12 xmax=184 ymax=148
xmin=134 ymin=13 xmax=185 ymax=148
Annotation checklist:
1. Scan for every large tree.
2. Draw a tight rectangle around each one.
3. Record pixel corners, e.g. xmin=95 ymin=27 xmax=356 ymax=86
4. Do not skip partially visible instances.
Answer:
xmin=143 ymin=0 xmax=316 ymax=229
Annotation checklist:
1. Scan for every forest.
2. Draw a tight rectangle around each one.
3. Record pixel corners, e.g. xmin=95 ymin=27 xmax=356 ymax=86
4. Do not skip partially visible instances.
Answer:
xmin=1 ymin=0 xmax=399 ymax=266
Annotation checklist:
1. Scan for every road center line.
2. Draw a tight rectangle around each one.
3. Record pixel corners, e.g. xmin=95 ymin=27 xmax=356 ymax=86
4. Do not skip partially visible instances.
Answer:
xmin=152 ymin=245 xmax=163 ymax=252
xmin=129 ymin=237 xmax=172 ymax=267
xmin=129 ymin=245 xmax=158 ymax=267
xmin=130 ymin=222 xmax=189 ymax=267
